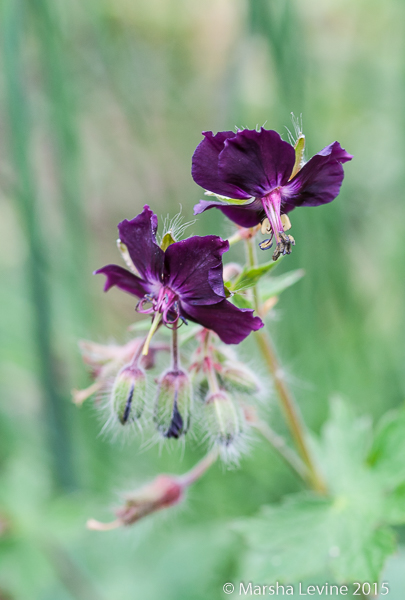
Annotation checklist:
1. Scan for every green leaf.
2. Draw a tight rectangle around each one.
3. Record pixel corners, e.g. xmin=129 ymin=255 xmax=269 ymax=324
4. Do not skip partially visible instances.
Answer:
xmin=230 ymin=258 xmax=281 ymax=292
xmin=384 ymin=483 xmax=405 ymax=525
xmin=259 ymin=269 xmax=305 ymax=300
xmin=231 ymin=293 xmax=253 ymax=309
xmin=235 ymin=399 xmax=397 ymax=584
xmin=235 ymin=492 xmax=394 ymax=584
xmin=368 ymin=406 xmax=405 ymax=488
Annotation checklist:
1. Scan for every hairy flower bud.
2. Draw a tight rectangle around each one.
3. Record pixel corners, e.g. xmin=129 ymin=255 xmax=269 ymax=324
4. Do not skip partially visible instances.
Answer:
xmin=220 ymin=363 xmax=260 ymax=394
xmin=204 ymin=391 xmax=244 ymax=447
xmin=111 ymin=365 xmax=146 ymax=424
xmin=154 ymin=369 xmax=192 ymax=438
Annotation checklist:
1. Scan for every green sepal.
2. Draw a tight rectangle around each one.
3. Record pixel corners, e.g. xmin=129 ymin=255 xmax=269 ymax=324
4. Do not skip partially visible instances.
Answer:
xmin=224 ymin=284 xmax=232 ymax=298
xmin=290 ymin=134 xmax=305 ymax=180
xmin=204 ymin=191 xmax=255 ymax=206
xmin=160 ymin=231 xmax=176 ymax=251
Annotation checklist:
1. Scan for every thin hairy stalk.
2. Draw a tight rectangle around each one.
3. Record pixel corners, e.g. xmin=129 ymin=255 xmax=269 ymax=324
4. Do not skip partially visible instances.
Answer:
xmin=178 ymin=448 xmax=219 ymax=486
xmin=249 ymin=415 xmax=309 ymax=483
xmin=203 ymin=331 xmax=220 ymax=393
xmin=245 ymin=236 xmax=327 ymax=494
xmin=171 ymin=323 xmax=179 ymax=371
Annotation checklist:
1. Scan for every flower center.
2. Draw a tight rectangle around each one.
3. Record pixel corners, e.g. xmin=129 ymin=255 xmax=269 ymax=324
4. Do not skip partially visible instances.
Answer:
xmin=137 ymin=286 xmax=180 ymax=325
xmin=260 ymin=190 xmax=295 ymax=260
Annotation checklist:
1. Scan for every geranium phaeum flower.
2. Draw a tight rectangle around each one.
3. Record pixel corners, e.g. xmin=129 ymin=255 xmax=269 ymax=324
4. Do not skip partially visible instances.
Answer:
xmin=192 ymin=128 xmax=352 ymax=259
xmin=96 ymin=206 xmax=263 ymax=345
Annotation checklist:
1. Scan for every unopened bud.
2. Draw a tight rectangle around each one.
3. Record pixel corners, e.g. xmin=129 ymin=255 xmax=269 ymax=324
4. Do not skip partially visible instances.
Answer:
xmin=204 ymin=391 xmax=244 ymax=447
xmin=220 ymin=363 xmax=260 ymax=394
xmin=154 ymin=370 xmax=192 ymax=438
xmin=111 ymin=365 xmax=146 ymax=424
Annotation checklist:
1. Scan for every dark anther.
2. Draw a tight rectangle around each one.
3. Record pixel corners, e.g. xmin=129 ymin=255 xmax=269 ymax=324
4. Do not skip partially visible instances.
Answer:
xmin=272 ymin=232 xmax=295 ymax=261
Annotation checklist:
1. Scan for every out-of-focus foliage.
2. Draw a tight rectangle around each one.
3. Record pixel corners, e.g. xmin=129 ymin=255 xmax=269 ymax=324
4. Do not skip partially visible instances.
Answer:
xmin=1 ymin=0 xmax=405 ymax=598
xmin=236 ymin=400 xmax=405 ymax=585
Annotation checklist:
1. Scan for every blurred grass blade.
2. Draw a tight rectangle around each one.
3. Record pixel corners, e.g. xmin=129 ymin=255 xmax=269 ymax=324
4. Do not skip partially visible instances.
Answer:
xmin=2 ymin=0 xmax=74 ymax=489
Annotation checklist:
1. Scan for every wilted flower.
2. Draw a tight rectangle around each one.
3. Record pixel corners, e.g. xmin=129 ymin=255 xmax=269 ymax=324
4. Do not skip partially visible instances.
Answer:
xmin=192 ymin=128 xmax=352 ymax=259
xmin=87 ymin=475 xmax=184 ymax=529
xmin=96 ymin=205 xmax=263 ymax=345
xmin=87 ymin=450 xmax=219 ymax=530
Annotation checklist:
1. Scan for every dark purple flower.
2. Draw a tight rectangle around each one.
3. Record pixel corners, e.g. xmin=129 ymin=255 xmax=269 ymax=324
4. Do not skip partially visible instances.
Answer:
xmin=95 ymin=206 xmax=263 ymax=344
xmin=192 ymin=128 xmax=352 ymax=259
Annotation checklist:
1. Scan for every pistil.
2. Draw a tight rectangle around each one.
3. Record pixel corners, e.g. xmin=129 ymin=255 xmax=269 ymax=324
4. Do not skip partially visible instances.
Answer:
xmin=260 ymin=190 xmax=295 ymax=260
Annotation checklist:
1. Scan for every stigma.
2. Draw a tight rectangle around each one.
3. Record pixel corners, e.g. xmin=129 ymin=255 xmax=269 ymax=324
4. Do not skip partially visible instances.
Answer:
xmin=136 ymin=286 xmax=180 ymax=325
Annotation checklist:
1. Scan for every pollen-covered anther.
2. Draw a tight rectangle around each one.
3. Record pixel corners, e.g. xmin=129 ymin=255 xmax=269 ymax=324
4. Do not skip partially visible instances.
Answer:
xmin=273 ymin=232 xmax=296 ymax=261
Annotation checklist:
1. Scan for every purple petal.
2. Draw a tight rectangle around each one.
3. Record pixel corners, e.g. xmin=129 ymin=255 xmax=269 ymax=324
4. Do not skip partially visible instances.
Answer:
xmin=95 ymin=264 xmax=151 ymax=298
xmin=118 ymin=205 xmax=164 ymax=283
xmin=192 ymin=131 xmax=252 ymax=200
xmin=282 ymin=142 xmax=353 ymax=211
xmin=164 ymin=236 xmax=228 ymax=305
xmin=180 ymin=300 xmax=264 ymax=344
xmin=218 ymin=128 xmax=296 ymax=198
xmin=194 ymin=198 xmax=264 ymax=228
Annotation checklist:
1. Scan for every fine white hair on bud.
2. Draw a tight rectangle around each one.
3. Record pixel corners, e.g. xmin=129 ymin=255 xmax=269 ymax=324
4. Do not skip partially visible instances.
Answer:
xmin=159 ymin=206 xmax=197 ymax=245
xmin=219 ymin=363 xmax=260 ymax=395
xmin=154 ymin=369 xmax=193 ymax=439
xmin=203 ymin=391 xmax=245 ymax=461
xmin=111 ymin=364 xmax=147 ymax=425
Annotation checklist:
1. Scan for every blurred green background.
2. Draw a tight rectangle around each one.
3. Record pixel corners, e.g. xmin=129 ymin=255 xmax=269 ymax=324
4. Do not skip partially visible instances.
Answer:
xmin=1 ymin=0 xmax=405 ymax=598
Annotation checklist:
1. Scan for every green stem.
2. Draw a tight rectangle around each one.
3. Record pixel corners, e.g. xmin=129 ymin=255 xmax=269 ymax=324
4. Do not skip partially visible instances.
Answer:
xmin=245 ymin=236 xmax=327 ymax=494
xmin=203 ymin=331 xmax=220 ymax=393
xmin=252 ymin=419 xmax=309 ymax=483
xmin=171 ymin=323 xmax=179 ymax=371
xmin=179 ymin=448 xmax=219 ymax=487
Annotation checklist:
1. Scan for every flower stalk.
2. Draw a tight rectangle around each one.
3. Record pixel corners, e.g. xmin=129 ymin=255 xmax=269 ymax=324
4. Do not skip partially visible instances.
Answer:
xmin=245 ymin=407 xmax=309 ymax=483
xmin=245 ymin=236 xmax=327 ymax=494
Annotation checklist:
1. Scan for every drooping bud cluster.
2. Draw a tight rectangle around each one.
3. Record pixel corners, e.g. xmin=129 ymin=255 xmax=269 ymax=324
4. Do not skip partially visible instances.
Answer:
xmin=74 ymin=320 xmax=262 ymax=463
xmin=188 ymin=331 xmax=262 ymax=461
